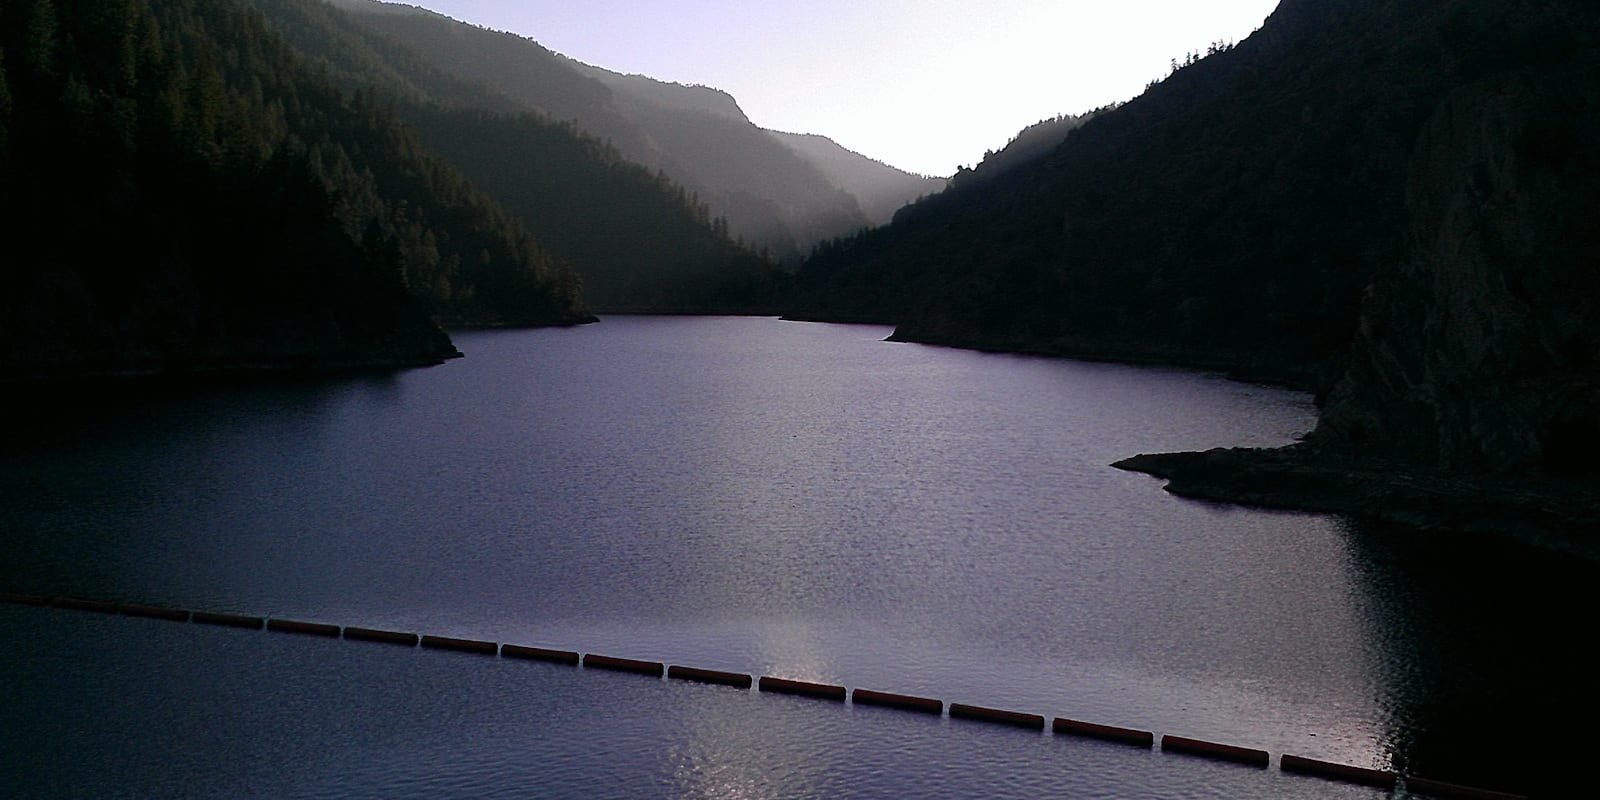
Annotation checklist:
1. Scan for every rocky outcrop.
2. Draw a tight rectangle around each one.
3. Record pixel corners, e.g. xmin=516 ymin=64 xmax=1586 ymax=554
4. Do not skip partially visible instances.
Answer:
xmin=1312 ymin=66 xmax=1600 ymax=476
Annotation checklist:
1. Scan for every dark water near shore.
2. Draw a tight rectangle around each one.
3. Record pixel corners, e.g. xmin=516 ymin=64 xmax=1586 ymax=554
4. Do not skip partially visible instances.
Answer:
xmin=1 ymin=316 xmax=1591 ymax=798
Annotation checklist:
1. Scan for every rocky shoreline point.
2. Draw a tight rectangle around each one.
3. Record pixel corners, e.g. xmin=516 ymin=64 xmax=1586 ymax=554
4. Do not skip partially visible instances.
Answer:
xmin=1114 ymin=446 xmax=1600 ymax=559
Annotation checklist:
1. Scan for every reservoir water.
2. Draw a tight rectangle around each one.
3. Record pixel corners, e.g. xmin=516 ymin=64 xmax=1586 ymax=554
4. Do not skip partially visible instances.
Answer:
xmin=1 ymin=316 xmax=1591 ymax=798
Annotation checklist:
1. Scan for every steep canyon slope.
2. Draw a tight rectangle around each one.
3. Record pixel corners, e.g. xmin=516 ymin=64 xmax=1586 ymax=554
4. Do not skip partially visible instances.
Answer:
xmin=792 ymin=0 xmax=1600 ymax=538
xmin=1115 ymin=0 xmax=1600 ymax=542
xmin=0 ymin=0 xmax=599 ymax=380
xmin=794 ymin=0 xmax=1593 ymax=387
xmin=254 ymin=0 xmax=786 ymax=313
xmin=325 ymin=0 xmax=937 ymax=262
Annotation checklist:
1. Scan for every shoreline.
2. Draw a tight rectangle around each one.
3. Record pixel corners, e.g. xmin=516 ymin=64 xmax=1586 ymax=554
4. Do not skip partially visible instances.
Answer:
xmin=0 ymin=350 xmax=462 ymax=387
xmin=1113 ymin=446 xmax=1600 ymax=560
xmin=781 ymin=310 xmax=1324 ymax=390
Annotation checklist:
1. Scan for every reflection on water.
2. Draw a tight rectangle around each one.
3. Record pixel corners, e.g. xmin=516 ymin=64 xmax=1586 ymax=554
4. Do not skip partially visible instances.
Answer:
xmin=0 ymin=316 xmax=1590 ymax=798
xmin=1343 ymin=518 xmax=1599 ymax=798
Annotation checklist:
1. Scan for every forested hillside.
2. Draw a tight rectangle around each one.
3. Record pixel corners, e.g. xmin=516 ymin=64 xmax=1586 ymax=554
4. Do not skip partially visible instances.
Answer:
xmin=403 ymin=108 xmax=785 ymax=312
xmin=0 ymin=0 xmax=593 ymax=379
xmin=791 ymin=0 xmax=1596 ymax=387
xmin=946 ymin=111 xmax=1098 ymax=189
xmin=323 ymin=0 xmax=879 ymax=263
xmin=253 ymin=0 xmax=787 ymax=312
xmin=1119 ymin=53 xmax=1600 ymax=543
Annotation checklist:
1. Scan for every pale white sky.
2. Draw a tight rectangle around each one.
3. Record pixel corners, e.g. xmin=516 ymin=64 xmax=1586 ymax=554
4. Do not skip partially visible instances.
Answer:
xmin=408 ymin=1 xmax=1282 ymax=177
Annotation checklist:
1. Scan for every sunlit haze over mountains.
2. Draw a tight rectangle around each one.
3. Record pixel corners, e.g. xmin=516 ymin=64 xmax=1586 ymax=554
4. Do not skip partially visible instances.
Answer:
xmin=407 ymin=0 xmax=1282 ymax=176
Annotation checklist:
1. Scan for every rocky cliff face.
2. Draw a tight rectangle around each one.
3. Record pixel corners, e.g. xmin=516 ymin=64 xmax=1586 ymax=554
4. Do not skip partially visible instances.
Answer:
xmin=1313 ymin=66 xmax=1600 ymax=476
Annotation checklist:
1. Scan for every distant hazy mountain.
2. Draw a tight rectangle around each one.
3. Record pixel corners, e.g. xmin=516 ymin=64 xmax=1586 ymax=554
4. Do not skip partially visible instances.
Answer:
xmin=325 ymin=0 xmax=916 ymax=261
xmin=256 ymin=0 xmax=786 ymax=313
xmin=766 ymin=131 xmax=946 ymax=226
xmin=559 ymin=56 xmax=869 ymax=260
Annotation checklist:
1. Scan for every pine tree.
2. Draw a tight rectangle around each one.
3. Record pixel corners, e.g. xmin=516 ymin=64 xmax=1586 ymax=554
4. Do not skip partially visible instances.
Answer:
xmin=21 ymin=0 xmax=58 ymax=81
xmin=0 ymin=46 xmax=11 ymax=156
xmin=0 ymin=46 xmax=11 ymax=119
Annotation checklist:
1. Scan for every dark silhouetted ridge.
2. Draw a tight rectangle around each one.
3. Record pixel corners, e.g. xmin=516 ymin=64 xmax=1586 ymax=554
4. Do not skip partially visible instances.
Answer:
xmin=0 ymin=0 xmax=597 ymax=380
xmin=324 ymin=0 xmax=877 ymax=262
xmin=255 ymin=0 xmax=790 ymax=312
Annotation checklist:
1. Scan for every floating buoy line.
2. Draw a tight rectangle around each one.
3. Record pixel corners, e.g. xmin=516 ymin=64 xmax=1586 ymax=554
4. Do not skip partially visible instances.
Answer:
xmin=1 ymin=592 xmax=1527 ymax=800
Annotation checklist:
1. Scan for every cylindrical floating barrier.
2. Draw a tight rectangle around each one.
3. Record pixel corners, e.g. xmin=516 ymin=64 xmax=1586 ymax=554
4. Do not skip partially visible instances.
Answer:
xmin=1404 ymin=776 xmax=1529 ymax=800
xmin=949 ymin=703 xmax=1044 ymax=730
xmin=191 ymin=611 xmax=265 ymax=630
xmin=421 ymin=635 xmax=499 ymax=655
xmin=50 ymin=596 xmax=118 ymax=614
xmin=582 ymin=653 xmax=664 ymax=677
xmin=851 ymin=688 xmax=943 ymax=715
xmin=120 ymin=603 xmax=191 ymax=622
xmin=344 ymin=626 xmax=420 ymax=646
xmin=501 ymin=644 xmax=580 ymax=665
xmin=1052 ymin=717 xmax=1155 ymax=747
xmin=1280 ymin=754 xmax=1396 ymax=789
xmin=267 ymin=618 xmax=340 ymax=638
xmin=757 ymin=676 xmax=847 ymax=701
xmin=667 ymin=665 xmax=753 ymax=689
xmin=1160 ymin=735 xmax=1269 ymax=767
xmin=0 ymin=592 xmax=51 ymax=607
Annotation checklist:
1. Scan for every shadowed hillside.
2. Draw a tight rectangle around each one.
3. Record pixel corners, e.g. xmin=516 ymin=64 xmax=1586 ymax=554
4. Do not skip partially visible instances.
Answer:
xmin=793 ymin=0 xmax=1587 ymax=386
xmin=325 ymin=0 xmax=876 ymax=262
xmin=253 ymin=0 xmax=787 ymax=312
xmin=0 ymin=0 xmax=599 ymax=380
xmin=794 ymin=0 xmax=1600 ymax=545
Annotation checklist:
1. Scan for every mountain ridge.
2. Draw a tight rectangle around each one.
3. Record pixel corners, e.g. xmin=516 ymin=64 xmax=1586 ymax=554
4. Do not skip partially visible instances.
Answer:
xmin=0 ymin=0 xmax=602 ymax=382
xmin=252 ymin=0 xmax=788 ymax=313
xmin=323 ymin=0 xmax=938 ymax=261
xmin=789 ymin=0 xmax=1561 ymax=385
xmin=766 ymin=129 xmax=947 ymax=226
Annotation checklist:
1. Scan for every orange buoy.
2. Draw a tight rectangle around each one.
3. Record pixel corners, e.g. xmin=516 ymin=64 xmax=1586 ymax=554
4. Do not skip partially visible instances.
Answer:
xmin=1280 ymin=754 xmax=1396 ymax=789
xmin=119 ymin=603 xmax=191 ymax=622
xmin=266 ymin=618 xmax=340 ymax=637
xmin=420 ymin=635 xmax=499 ymax=655
xmin=582 ymin=653 xmax=664 ymax=677
xmin=1160 ymin=735 xmax=1269 ymax=767
xmin=50 ymin=596 xmax=118 ymax=614
xmin=502 ymin=644 xmax=580 ymax=665
xmin=344 ymin=626 xmax=420 ymax=646
xmin=191 ymin=611 xmax=265 ymax=630
xmin=851 ymin=688 xmax=942 ymax=715
xmin=1052 ymin=717 xmax=1155 ymax=747
xmin=949 ymin=703 xmax=1044 ymax=730
xmin=667 ymin=665 xmax=753 ymax=689
xmin=757 ymin=676 xmax=847 ymax=701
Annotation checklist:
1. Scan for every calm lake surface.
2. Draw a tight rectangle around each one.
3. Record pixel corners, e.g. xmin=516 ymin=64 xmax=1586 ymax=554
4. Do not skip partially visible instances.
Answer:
xmin=2 ymin=316 xmax=1591 ymax=798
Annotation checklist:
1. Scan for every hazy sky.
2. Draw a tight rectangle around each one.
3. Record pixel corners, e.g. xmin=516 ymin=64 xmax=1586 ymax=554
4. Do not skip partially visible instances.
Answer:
xmin=407 ymin=1 xmax=1282 ymax=177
